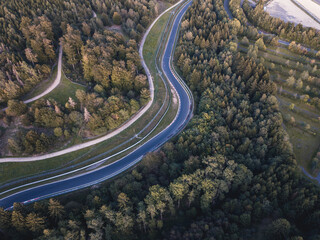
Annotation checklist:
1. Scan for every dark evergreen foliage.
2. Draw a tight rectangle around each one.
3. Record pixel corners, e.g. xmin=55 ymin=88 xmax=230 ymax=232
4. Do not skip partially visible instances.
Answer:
xmin=0 ymin=0 xmax=319 ymax=239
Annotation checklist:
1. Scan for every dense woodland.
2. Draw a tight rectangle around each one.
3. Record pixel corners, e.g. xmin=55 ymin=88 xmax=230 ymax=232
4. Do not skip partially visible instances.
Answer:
xmin=1 ymin=0 xmax=320 ymax=239
xmin=0 ymin=0 xmax=164 ymax=156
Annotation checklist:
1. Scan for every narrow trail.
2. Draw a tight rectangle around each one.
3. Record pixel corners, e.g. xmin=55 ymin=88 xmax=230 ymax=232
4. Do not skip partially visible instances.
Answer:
xmin=0 ymin=46 xmax=63 ymax=112
xmin=23 ymin=46 xmax=63 ymax=104
xmin=2 ymin=9 xmax=97 ymax=108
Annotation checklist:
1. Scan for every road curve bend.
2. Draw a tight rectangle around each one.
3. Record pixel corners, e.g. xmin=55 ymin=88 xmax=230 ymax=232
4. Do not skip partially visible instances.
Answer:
xmin=0 ymin=0 xmax=186 ymax=163
xmin=24 ymin=46 xmax=63 ymax=104
xmin=0 ymin=0 xmax=194 ymax=210
xmin=0 ymin=46 xmax=62 ymax=112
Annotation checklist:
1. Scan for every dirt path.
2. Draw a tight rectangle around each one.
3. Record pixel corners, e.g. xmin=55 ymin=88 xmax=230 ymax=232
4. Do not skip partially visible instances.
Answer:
xmin=24 ymin=46 xmax=62 ymax=104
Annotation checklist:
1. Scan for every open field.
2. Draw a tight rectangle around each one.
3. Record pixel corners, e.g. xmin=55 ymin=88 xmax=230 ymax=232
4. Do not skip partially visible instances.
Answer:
xmin=280 ymin=106 xmax=320 ymax=173
xmin=265 ymin=0 xmax=320 ymax=30
xmin=43 ymin=72 xmax=86 ymax=104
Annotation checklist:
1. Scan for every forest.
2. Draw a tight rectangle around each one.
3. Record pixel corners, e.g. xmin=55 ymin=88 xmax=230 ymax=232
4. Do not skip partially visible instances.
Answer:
xmin=1 ymin=0 xmax=320 ymax=239
xmin=227 ymin=0 xmax=320 ymax=174
xmin=0 ymin=0 xmax=162 ymax=156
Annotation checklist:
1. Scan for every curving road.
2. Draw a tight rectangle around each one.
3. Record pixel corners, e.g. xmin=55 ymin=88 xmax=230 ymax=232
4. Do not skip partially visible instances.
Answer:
xmin=24 ymin=46 xmax=63 ymax=104
xmin=0 ymin=0 xmax=193 ymax=210
xmin=0 ymin=0 xmax=187 ymax=163
xmin=0 ymin=46 xmax=62 ymax=112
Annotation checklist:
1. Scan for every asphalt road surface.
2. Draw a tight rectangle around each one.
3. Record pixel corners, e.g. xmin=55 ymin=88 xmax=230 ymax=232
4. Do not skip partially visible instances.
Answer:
xmin=0 ymin=0 xmax=193 ymax=210
xmin=0 ymin=0 xmax=188 ymax=163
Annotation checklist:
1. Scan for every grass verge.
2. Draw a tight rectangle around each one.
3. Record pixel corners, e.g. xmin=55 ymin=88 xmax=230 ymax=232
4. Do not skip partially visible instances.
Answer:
xmin=0 ymin=6 xmax=178 ymax=194
xmin=44 ymin=72 xmax=86 ymax=104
